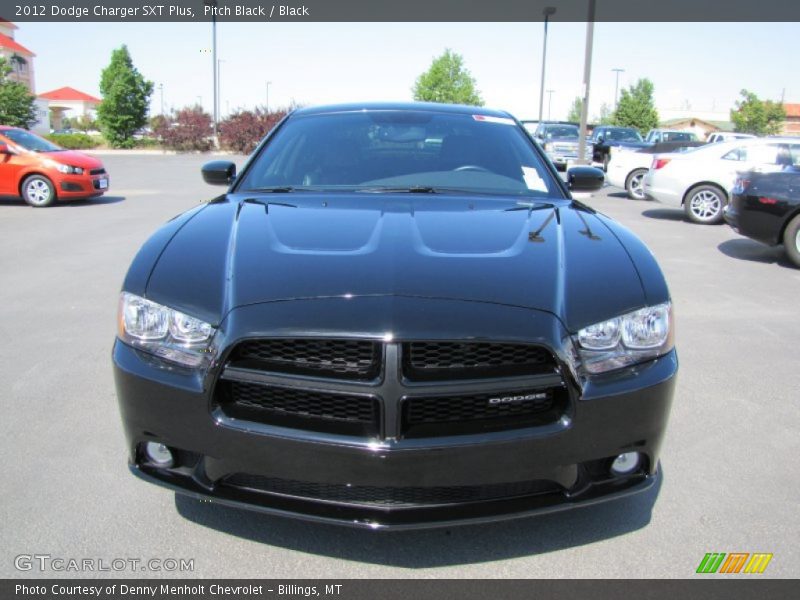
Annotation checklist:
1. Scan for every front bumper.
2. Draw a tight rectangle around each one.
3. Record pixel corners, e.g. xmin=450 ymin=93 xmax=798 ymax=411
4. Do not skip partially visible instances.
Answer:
xmin=113 ymin=299 xmax=677 ymax=530
xmin=56 ymin=173 xmax=109 ymax=199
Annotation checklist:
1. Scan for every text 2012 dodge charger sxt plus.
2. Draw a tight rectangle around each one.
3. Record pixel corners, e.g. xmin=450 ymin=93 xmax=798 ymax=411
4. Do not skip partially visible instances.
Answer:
xmin=113 ymin=103 xmax=677 ymax=529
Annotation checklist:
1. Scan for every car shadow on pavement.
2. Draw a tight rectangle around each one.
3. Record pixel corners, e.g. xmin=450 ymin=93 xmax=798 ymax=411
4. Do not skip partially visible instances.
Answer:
xmin=175 ymin=472 xmax=662 ymax=567
xmin=641 ymin=208 xmax=685 ymax=221
xmin=718 ymin=239 xmax=795 ymax=268
xmin=0 ymin=195 xmax=126 ymax=208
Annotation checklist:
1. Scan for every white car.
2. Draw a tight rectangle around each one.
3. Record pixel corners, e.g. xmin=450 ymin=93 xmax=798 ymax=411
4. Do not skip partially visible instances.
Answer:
xmin=642 ymin=137 xmax=800 ymax=224
xmin=706 ymin=132 xmax=756 ymax=144
xmin=606 ymin=143 xmax=703 ymax=200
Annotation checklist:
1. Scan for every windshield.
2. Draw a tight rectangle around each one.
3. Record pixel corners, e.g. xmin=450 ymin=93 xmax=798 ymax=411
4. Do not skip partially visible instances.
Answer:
xmin=237 ymin=110 xmax=561 ymax=197
xmin=544 ymin=125 xmax=579 ymax=139
xmin=605 ymin=128 xmax=643 ymax=142
xmin=1 ymin=129 xmax=63 ymax=152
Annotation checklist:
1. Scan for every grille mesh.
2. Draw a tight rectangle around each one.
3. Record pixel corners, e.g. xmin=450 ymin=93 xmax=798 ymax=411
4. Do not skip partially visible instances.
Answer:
xmin=223 ymin=473 xmax=559 ymax=506
xmin=217 ymin=381 xmax=380 ymax=436
xmin=231 ymin=339 xmax=381 ymax=380
xmin=403 ymin=342 xmax=556 ymax=381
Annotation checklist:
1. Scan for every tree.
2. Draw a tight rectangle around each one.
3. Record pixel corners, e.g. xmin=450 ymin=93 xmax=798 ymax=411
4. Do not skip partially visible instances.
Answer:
xmin=612 ymin=78 xmax=659 ymax=133
xmin=0 ymin=57 xmax=37 ymax=129
xmin=154 ymin=105 xmax=213 ymax=152
xmin=597 ymin=102 xmax=614 ymax=125
xmin=72 ymin=114 xmax=97 ymax=133
xmin=412 ymin=49 xmax=483 ymax=106
xmin=566 ymin=97 xmax=583 ymax=123
xmin=731 ymin=89 xmax=786 ymax=136
xmin=97 ymin=45 xmax=153 ymax=148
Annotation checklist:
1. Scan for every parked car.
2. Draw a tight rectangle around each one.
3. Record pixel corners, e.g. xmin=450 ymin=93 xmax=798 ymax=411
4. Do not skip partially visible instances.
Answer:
xmin=0 ymin=126 xmax=109 ymax=207
xmin=589 ymin=126 xmax=649 ymax=170
xmin=644 ymin=129 xmax=699 ymax=144
xmin=114 ymin=102 xmax=676 ymax=530
xmin=724 ymin=168 xmax=800 ymax=267
xmin=529 ymin=121 xmax=593 ymax=170
xmin=707 ymin=132 xmax=756 ymax=144
xmin=606 ymin=141 xmax=705 ymax=200
xmin=643 ymin=137 xmax=800 ymax=224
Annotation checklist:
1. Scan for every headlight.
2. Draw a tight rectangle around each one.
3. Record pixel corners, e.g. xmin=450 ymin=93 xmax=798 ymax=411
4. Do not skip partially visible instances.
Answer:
xmin=117 ymin=292 xmax=214 ymax=368
xmin=574 ymin=302 xmax=673 ymax=374
xmin=53 ymin=163 xmax=84 ymax=175
xmin=543 ymin=142 xmax=552 ymax=151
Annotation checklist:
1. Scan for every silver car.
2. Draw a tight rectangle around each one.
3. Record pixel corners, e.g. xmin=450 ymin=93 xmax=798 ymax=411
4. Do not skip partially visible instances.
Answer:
xmin=643 ymin=137 xmax=800 ymax=224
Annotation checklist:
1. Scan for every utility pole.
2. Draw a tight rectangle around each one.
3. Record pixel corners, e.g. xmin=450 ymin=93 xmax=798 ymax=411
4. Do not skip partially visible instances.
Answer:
xmin=577 ymin=0 xmax=596 ymax=166
xmin=612 ymin=68 xmax=625 ymax=110
xmin=537 ymin=7 xmax=556 ymax=123
xmin=158 ymin=83 xmax=164 ymax=115
xmin=266 ymin=81 xmax=272 ymax=113
xmin=546 ymin=90 xmax=555 ymax=120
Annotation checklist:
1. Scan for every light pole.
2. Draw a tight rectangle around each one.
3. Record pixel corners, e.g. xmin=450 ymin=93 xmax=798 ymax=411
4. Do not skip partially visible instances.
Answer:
xmin=612 ymin=68 xmax=625 ymax=110
xmin=158 ymin=83 xmax=164 ymax=115
xmin=196 ymin=95 xmax=203 ymax=108
xmin=576 ymin=0 xmax=596 ymax=165
xmin=546 ymin=90 xmax=555 ymax=121
xmin=217 ymin=59 xmax=225 ymax=119
xmin=265 ymin=81 xmax=272 ymax=113
xmin=203 ymin=0 xmax=218 ymax=138
xmin=537 ymin=6 xmax=557 ymax=123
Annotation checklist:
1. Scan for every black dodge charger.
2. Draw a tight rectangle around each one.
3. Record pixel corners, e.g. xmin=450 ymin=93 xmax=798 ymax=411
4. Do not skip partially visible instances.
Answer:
xmin=113 ymin=102 xmax=677 ymax=529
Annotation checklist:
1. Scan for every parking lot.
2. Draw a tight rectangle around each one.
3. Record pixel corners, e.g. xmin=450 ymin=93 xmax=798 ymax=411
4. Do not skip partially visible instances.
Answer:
xmin=1 ymin=152 xmax=798 ymax=578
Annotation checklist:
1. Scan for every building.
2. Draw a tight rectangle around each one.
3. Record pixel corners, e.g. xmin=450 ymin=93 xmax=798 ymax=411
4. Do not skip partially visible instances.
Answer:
xmin=659 ymin=117 xmax=735 ymax=141
xmin=781 ymin=104 xmax=800 ymax=136
xmin=38 ymin=86 xmax=102 ymax=131
xmin=0 ymin=19 xmax=48 ymax=134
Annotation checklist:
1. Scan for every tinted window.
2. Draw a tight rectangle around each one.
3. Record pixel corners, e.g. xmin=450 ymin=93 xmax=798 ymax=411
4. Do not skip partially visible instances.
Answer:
xmin=543 ymin=125 xmax=579 ymax=139
xmin=2 ymin=129 xmax=62 ymax=152
xmin=722 ymin=147 xmax=746 ymax=161
xmin=605 ymin=128 xmax=643 ymax=142
xmin=237 ymin=111 xmax=560 ymax=197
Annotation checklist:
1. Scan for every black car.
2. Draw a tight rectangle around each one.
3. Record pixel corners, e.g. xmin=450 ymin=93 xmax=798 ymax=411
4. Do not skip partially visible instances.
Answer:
xmin=113 ymin=102 xmax=677 ymax=529
xmin=725 ymin=168 xmax=800 ymax=267
xmin=590 ymin=126 xmax=649 ymax=170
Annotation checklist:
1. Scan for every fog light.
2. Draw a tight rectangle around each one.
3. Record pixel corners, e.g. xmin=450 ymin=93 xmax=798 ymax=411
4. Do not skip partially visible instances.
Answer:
xmin=610 ymin=452 xmax=640 ymax=476
xmin=144 ymin=442 xmax=174 ymax=468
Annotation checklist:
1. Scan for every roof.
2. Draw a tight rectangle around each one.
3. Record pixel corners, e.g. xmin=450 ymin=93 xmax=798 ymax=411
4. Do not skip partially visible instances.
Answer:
xmin=293 ymin=102 xmax=513 ymax=119
xmin=783 ymin=103 xmax=800 ymax=118
xmin=0 ymin=32 xmax=34 ymax=56
xmin=661 ymin=117 xmax=736 ymax=132
xmin=0 ymin=19 xmax=18 ymax=29
xmin=38 ymin=86 xmax=102 ymax=103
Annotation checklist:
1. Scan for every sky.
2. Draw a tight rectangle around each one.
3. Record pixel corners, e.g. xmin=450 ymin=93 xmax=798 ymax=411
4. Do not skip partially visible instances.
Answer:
xmin=15 ymin=21 xmax=798 ymax=122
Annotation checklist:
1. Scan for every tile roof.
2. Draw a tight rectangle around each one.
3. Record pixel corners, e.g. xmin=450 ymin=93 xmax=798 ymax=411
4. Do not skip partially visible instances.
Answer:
xmin=38 ymin=86 xmax=102 ymax=103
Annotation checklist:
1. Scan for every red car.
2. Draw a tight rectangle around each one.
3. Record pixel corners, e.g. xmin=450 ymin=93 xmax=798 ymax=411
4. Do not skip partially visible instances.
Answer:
xmin=0 ymin=126 xmax=109 ymax=207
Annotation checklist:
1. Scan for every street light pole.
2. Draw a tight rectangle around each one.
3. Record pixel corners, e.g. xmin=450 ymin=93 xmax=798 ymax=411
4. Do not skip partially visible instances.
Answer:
xmin=265 ymin=81 xmax=272 ymax=113
xmin=577 ymin=0 xmax=596 ymax=166
xmin=158 ymin=83 xmax=164 ymax=115
xmin=546 ymin=90 xmax=555 ymax=120
xmin=537 ymin=6 xmax=556 ymax=123
xmin=612 ymin=68 xmax=625 ymax=110
xmin=217 ymin=59 xmax=225 ymax=119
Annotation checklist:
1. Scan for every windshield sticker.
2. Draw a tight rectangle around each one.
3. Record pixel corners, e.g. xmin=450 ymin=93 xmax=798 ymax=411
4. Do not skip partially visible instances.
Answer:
xmin=472 ymin=115 xmax=515 ymax=126
xmin=522 ymin=167 xmax=548 ymax=192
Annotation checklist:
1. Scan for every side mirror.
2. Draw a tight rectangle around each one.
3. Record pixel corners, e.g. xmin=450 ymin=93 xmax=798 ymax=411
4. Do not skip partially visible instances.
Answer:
xmin=202 ymin=160 xmax=236 ymax=186
xmin=567 ymin=166 xmax=605 ymax=192
xmin=596 ymin=135 xmax=605 ymax=143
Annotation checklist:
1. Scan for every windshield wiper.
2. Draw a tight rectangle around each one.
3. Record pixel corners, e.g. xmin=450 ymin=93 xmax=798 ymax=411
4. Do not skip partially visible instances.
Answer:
xmin=357 ymin=186 xmax=441 ymax=194
xmin=240 ymin=197 xmax=298 ymax=214
xmin=246 ymin=186 xmax=309 ymax=193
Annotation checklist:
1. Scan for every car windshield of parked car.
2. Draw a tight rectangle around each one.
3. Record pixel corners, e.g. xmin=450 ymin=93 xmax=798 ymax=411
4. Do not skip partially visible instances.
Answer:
xmin=237 ymin=111 xmax=561 ymax=197
xmin=2 ymin=129 xmax=63 ymax=153
xmin=605 ymin=128 xmax=643 ymax=142
xmin=544 ymin=126 xmax=579 ymax=139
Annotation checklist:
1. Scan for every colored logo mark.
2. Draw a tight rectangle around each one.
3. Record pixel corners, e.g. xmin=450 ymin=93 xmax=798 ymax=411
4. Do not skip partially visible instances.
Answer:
xmin=696 ymin=553 xmax=773 ymax=574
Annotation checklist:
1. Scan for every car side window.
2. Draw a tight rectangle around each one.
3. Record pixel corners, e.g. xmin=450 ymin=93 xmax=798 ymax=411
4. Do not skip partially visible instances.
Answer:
xmin=788 ymin=144 xmax=800 ymax=167
xmin=722 ymin=147 xmax=745 ymax=161
xmin=746 ymin=144 xmax=779 ymax=165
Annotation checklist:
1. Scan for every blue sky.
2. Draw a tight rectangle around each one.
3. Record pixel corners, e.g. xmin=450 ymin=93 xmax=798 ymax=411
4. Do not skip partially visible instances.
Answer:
xmin=17 ymin=21 xmax=797 ymax=121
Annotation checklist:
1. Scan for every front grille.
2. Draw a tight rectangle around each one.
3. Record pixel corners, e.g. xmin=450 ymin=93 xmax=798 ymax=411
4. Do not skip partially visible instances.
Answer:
xmin=402 ymin=388 xmax=566 ymax=438
xmin=230 ymin=338 xmax=381 ymax=380
xmin=90 ymin=168 xmax=106 ymax=175
xmin=222 ymin=473 xmax=559 ymax=506
xmin=402 ymin=341 xmax=556 ymax=381
xmin=215 ymin=380 xmax=380 ymax=436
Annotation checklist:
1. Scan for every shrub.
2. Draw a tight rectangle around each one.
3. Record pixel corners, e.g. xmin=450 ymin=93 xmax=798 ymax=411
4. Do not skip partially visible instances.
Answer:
xmin=219 ymin=108 xmax=286 ymax=154
xmin=154 ymin=106 xmax=213 ymax=152
xmin=46 ymin=133 xmax=101 ymax=149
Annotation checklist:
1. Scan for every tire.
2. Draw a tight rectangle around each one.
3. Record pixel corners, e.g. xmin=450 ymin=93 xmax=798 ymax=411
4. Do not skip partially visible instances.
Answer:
xmin=683 ymin=184 xmax=726 ymax=224
xmin=21 ymin=174 xmax=56 ymax=207
xmin=625 ymin=168 xmax=648 ymax=200
xmin=783 ymin=213 xmax=800 ymax=268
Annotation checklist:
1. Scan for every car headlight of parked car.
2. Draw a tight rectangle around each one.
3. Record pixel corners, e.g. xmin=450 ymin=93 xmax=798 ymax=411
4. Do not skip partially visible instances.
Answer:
xmin=117 ymin=292 xmax=215 ymax=368
xmin=44 ymin=159 xmax=84 ymax=175
xmin=574 ymin=302 xmax=673 ymax=374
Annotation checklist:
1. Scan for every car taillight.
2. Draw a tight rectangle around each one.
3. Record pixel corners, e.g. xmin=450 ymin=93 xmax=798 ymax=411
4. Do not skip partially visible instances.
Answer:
xmin=734 ymin=177 xmax=750 ymax=191
xmin=652 ymin=158 xmax=671 ymax=170
xmin=758 ymin=197 xmax=778 ymax=205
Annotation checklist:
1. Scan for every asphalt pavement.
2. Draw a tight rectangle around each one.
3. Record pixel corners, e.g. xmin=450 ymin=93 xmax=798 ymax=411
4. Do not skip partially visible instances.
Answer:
xmin=1 ymin=153 xmax=797 ymax=578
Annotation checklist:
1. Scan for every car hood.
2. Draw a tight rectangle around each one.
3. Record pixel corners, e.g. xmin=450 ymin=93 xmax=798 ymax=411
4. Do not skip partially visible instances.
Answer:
xmin=41 ymin=149 xmax=104 ymax=169
xmin=144 ymin=193 xmax=649 ymax=332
